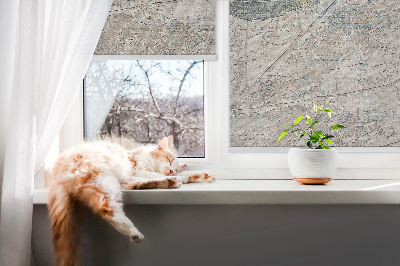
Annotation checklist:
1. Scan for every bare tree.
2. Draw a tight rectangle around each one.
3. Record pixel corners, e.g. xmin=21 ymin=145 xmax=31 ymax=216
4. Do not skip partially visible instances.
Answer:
xmin=85 ymin=60 xmax=204 ymax=157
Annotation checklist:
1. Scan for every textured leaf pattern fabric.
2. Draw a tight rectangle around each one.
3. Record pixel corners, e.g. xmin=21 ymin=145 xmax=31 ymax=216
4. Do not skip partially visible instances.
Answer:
xmin=95 ymin=0 xmax=216 ymax=55
xmin=230 ymin=0 xmax=400 ymax=147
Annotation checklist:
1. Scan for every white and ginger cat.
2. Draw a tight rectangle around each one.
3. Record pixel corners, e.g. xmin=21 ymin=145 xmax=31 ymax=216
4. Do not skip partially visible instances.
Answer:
xmin=48 ymin=137 xmax=216 ymax=266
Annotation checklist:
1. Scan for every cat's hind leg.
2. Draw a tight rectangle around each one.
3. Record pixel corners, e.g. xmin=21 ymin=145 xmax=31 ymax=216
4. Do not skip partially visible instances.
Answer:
xmin=75 ymin=172 xmax=144 ymax=242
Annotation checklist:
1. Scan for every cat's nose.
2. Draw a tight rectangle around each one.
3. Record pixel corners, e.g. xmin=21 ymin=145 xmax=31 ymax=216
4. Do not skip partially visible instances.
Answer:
xmin=169 ymin=170 xmax=173 ymax=175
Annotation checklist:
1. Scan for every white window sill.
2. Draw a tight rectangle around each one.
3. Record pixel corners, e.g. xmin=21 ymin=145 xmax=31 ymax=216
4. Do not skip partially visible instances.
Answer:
xmin=33 ymin=180 xmax=400 ymax=205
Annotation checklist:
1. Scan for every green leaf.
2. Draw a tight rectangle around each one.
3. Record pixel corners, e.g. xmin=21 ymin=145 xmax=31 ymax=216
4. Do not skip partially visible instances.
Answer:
xmin=331 ymin=124 xmax=345 ymax=129
xmin=307 ymin=116 xmax=312 ymax=126
xmin=310 ymin=131 xmax=324 ymax=141
xmin=321 ymin=134 xmax=334 ymax=140
xmin=313 ymin=105 xmax=318 ymax=112
xmin=278 ymin=130 xmax=288 ymax=142
xmin=324 ymin=108 xmax=334 ymax=118
xmin=325 ymin=139 xmax=333 ymax=144
xmin=307 ymin=140 xmax=313 ymax=148
xmin=293 ymin=116 xmax=304 ymax=125
xmin=317 ymin=141 xmax=330 ymax=149
xmin=300 ymin=131 xmax=306 ymax=138
xmin=310 ymin=120 xmax=318 ymax=128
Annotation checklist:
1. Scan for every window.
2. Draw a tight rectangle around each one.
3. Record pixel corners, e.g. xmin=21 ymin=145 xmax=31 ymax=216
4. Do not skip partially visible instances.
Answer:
xmin=83 ymin=60 xmax=205 ymax=158
xmin=55 ymin=0 xmax=400 ymax=182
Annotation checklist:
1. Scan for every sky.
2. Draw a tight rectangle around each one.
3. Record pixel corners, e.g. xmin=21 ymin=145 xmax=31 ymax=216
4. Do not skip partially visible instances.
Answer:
xmin=87 ymin=59 xmax=204 ymax=98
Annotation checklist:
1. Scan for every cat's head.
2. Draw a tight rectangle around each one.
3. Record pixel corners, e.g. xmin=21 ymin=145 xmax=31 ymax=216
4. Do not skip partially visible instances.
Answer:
xmin=149 ymin=137 xmax=179 ymax=176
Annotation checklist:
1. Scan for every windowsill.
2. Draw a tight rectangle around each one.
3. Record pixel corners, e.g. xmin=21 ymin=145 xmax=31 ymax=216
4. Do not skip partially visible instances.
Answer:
xmin=33 ymin=179 xmax=400 ymax=205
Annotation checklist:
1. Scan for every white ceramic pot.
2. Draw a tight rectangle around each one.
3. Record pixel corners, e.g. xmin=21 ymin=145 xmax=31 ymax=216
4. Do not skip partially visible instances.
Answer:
xmin=288 ymin=148 xmax=338 ymax=184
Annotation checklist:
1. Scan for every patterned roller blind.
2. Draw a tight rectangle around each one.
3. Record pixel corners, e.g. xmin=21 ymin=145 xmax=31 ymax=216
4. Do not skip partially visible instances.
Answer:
xmin=95 ymin=0 xmax=216 ymax=56
xmin=230 ymin=0 xmax=400 ymax=148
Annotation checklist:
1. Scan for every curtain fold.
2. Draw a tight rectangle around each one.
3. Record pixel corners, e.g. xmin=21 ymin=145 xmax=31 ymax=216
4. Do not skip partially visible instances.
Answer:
xmin=0 ymin=0 xmax=18 ymax=200
xmin=0 ymin=0 xmax=112 ymax=265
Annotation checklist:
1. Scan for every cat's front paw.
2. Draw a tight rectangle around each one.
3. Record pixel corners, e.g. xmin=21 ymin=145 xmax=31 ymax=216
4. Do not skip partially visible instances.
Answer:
xmin=187 ymin=171 xmax=217 ymax=183
xmin=177 ymin=162 xmax=187 ymax=173
xmin=130 ymin=232 xmax=145 ymax=243
xmin=204 ymin=171 xmax=217 ymax=183
xmin=166 ymin=177 xmax=182 ymax=189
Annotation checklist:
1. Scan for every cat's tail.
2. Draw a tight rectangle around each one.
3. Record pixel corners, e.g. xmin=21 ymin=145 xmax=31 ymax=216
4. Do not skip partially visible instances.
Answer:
xmin=48 ymin=183 xmax=78 ymax=266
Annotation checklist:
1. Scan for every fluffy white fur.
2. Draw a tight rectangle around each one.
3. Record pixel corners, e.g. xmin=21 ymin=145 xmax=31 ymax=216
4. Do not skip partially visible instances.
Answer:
xmin=48 ymin=137 xmax=216 ymax=266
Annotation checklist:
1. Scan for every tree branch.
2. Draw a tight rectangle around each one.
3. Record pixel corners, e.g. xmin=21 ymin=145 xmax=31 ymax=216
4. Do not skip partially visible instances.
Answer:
xmin=136 ymin=60 xmax=162 ymax=115
xmin=174 ymin=60 xmax=201 ymax=115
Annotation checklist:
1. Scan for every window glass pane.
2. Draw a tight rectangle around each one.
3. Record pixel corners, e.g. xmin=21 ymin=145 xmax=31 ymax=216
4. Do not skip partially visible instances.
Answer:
xmin=84 ymin=60 xmax=204 ymax=158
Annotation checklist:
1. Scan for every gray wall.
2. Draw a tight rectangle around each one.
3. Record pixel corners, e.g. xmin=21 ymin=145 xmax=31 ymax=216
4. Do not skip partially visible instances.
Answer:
xmin=33 ymin=204 xmax=400 ymax=266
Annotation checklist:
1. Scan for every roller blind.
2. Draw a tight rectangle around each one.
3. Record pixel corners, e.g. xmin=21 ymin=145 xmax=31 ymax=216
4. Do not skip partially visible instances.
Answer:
xmin=95 ymin=0 xmax=216 ymax=58
xmin=230 ymin=0 xmax=400 ymax=148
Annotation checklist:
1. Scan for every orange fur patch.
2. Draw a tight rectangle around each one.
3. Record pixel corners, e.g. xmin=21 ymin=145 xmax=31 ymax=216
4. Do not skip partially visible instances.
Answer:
xmin=72 ymin=153 xmax=83 ymax=163
xmin=79 ymin=184 xmax=114 ymax=219
xmin=156 ymin=154 xmax=170 ymax=162
xmin=167 ymin=179 xmax=175 ymax=188
xmin=129 ymin=150 xmax=142 ymax=167
xmin=193 ymin=174 xmax=201 ymax=179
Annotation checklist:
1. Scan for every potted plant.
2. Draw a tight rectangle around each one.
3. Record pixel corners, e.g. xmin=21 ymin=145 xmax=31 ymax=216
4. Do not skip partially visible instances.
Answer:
xmin=278 ymin=105 xmax=345 ymax=185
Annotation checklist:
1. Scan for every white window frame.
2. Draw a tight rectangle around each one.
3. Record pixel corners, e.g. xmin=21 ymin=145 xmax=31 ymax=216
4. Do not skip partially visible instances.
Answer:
xmin=58 ymin=0 xmax=400 ymax=181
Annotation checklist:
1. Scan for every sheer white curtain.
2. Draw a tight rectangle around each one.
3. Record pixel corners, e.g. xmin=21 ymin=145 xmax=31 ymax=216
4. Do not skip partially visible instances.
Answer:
xmin=0 ymin=0 xmax=112 ymax=265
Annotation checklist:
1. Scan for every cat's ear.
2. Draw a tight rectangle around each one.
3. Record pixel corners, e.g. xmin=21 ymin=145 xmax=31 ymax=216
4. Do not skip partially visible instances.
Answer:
xmin=157 ymin=137 xmax=168 ymax=151
xmin=167 ymin=135 xmax=178 ymax=155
